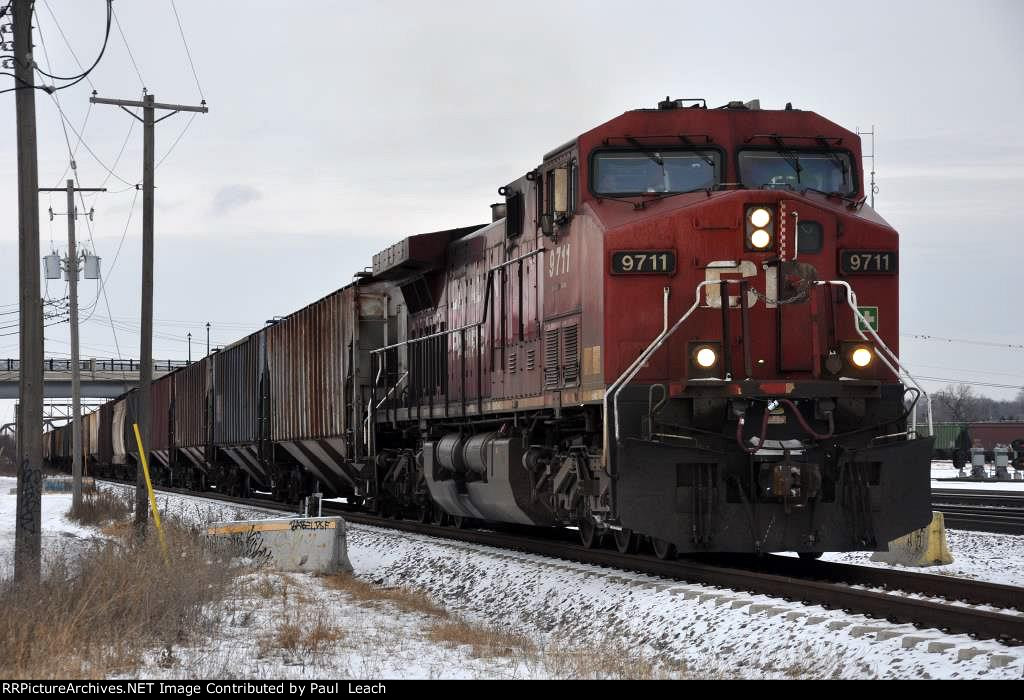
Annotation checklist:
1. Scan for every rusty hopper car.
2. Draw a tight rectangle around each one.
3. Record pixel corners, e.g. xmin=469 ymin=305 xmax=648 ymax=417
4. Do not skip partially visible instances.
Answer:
xmin=46 ymin=97 xmax=934 ymax=558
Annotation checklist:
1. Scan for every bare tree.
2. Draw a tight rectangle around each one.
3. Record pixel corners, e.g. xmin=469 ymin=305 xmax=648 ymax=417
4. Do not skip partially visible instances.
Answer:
xmin=934 ymin=384 xmax=981 ymax=422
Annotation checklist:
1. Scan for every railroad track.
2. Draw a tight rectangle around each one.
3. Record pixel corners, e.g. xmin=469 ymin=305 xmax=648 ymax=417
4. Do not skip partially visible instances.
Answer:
xmin=932 ymin=489 xmax=1024 ymax=535
xmin=102 ymin=479 xmax=1024 ymax=646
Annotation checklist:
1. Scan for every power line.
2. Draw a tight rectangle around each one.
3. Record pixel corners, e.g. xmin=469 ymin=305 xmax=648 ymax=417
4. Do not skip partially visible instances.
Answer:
xmin=916 ymin=376 xmax=1023 ymax=391
xmin=110 ymin=3 xmax=145 ymax=90
xmin=78 ymin=187 xmax=139 ymax=322
xmin=907 ymin=362 xmax=1024 ymax=380
xmin=155 ymin=111 xmax=197 ymax=169
xmin=902 ymin=333 xmax=1024 ymax=351
xmin=169 ymin=0 xmax=203 ymax=100
xmin=47 ymin=95 xmax=136 ymax=187
xmin=30 ymin=0 xmax=112 ymax=92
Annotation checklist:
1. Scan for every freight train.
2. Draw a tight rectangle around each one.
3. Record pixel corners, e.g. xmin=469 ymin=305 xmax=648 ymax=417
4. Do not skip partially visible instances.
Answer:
xmin=44 ymin=96 xmax=935 ymax=559
xmin=921 ymin=422 xmax=1024 ymax=469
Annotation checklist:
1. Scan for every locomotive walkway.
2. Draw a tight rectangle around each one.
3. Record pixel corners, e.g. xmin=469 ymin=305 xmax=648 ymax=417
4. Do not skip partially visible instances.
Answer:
xmin=0 ymin=358 xmax=188 ymax=399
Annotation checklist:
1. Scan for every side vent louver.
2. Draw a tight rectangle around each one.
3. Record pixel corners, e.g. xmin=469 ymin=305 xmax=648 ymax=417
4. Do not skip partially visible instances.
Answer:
xmin=543 ymin=326 xmax=560 ymax=389
xmin=562 ymin=323 xmax=579 ymax=386
xmin=508 ymin=352 xmax=517 ymax=374
xmin=526 ymin=348 xmax=536 ymax=372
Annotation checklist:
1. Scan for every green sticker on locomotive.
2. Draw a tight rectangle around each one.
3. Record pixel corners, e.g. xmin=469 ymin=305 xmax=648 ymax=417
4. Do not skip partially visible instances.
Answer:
xmin=857 ymin=306 xmax=879 ymax=332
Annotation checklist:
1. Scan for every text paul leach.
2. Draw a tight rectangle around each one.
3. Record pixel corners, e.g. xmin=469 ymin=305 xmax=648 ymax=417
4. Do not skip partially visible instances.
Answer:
xmin=2 ymin=682 xmax=386 ymax=695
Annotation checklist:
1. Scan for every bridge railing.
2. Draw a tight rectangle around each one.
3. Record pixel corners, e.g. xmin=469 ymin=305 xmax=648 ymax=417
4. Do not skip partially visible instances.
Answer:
xmin=0 ymin=359 xmax=191 ymax=372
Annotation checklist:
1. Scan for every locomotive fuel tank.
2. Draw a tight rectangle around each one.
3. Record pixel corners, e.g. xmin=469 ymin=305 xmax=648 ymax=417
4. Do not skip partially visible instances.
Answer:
xmin=424 ymin=432 xmax=556 ymax=525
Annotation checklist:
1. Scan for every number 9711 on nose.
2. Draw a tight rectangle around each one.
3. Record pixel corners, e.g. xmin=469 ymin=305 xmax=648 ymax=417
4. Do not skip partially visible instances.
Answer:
xmin=610 ymin=250 xmax=677 ymax=275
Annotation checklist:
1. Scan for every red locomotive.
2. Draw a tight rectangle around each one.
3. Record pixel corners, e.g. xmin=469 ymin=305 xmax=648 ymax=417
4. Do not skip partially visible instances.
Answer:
xmin=47 ymin=96 xmax=933 ymax=558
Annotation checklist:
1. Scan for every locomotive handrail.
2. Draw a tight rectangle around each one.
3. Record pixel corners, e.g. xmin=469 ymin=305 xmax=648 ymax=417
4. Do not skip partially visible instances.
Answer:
xmin=813 ymin=280 xmax=933 ymax=436
xmin=368 ymin=247 xmax=546 ymax=356
xmin=606 ymin=278 xmax=932 ymax=476
xmin=607 ymin=281 xmax=719 ymax=458
xmin=365 ymin=246 xmax=546 ymax=453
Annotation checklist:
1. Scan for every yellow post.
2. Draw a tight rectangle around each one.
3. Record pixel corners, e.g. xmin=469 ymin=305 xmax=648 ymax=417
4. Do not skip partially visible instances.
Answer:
xmin=133 ymin=422 xmax=169 ymax=565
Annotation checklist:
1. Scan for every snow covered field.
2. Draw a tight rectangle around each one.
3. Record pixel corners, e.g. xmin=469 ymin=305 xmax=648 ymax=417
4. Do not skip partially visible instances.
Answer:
xmin=3 ymin=478 xmax=1023 ymax=679
xmin=0 ymin=476 xmax=98 ymax=579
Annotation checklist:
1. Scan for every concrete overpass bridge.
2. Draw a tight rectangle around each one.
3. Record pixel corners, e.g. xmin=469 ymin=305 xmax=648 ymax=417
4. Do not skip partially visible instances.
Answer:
xmin=0 ymin=358 xmax=189 ymax=399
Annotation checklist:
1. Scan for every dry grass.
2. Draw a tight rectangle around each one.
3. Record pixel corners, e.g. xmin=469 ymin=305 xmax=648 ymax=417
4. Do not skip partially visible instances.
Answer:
xmin=67 ymin=488 xmax=133 ymax=527
xmin=257 ymin=609 xmax=346 ymax=659
xmin=541 ymin=640 xmax=696 ymax=679
xmin=426 ymin=619 xmax=536 ymax=660
xmin=322 ymin=573 xmax=448 ymax=617
xmin=0 ymin=516 xmax=239 ymax=679
xmin=321 ymin=572 xmax=690 ymax=678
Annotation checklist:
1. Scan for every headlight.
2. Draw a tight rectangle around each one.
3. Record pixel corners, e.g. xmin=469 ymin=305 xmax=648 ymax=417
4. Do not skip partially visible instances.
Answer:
xmin=695 ymin=347 xmax=717 ymax=368
xmin=749 ymin=208 xmax=771 ymax=228
xmin=750 ymin=229 xmax=771 ymax=249
xmin=850 ymin=346 xmax=873 ymax=368
xmin=745 ymin=205 xmax=774 ymax=251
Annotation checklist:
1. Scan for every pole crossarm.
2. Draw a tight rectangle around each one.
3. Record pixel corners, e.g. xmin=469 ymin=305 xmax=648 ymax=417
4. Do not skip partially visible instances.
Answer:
xmin=90 ymin=95 xmax=209 ymax=113
xmin=39 ymin=187 xmax=107 ymax=193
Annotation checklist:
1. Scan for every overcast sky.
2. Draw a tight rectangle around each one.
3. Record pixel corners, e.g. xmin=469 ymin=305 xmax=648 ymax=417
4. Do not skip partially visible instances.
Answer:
xmin=2 ymin=0 xmax=1022 ymax=426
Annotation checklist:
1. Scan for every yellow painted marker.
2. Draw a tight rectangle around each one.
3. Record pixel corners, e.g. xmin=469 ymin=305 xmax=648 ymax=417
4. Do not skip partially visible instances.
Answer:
xmin=133 ymin=422 xmax=169 ymax=566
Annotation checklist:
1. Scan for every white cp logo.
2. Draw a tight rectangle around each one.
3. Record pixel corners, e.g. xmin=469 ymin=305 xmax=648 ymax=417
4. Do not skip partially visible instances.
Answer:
xmin=703 ymin=260 xmax=761 ymax=309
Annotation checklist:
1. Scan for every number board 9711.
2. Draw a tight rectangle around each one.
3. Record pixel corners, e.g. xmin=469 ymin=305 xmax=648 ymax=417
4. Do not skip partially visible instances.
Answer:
xmin=611 ymin=250 xmax=676 ymax=275
xmin=839 ymin=250 xmax=898 ymax=275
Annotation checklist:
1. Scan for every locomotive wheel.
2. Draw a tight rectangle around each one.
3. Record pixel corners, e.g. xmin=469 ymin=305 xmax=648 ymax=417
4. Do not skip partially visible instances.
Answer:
xmin=579 ymin=519 xmax=604 ymax=549
xmin=651 ymin=538 xmax=677 ymax=561
xmin=450 ymin=515 xmax=471 ymax=529
xmin=613 ymin=528 xmax=639 ymax=555
xmin=417 ymin=503 xmax=432 ymax=524
xmin=431 ymin=508 xmax=449 ymax=527
xmin=798 ymin=552 xmax=823 ymax=561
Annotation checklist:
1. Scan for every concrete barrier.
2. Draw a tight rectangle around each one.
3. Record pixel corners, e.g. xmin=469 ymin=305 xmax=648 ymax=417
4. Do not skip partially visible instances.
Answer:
xmin=870 ymin=511 xmax=953 ymax=567
xmin=41 ymin=476 xmax=96 ymax=493
xmin=206 ymin=516 xmax=353 ymax=574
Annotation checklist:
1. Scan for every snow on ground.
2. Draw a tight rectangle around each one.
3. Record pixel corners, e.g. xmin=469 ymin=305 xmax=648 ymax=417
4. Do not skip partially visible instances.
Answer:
xmin=107 ymin=484 xmax=1024 ymax=679
xmin=345 ymin=525 xmax=1024 ymax=679
xmin=129 ymin=569 xmax=584 ymax=680
xmin=0 ymin=476 xmax=102 ymax=578
xmin=821 ymin=530 xmax=1024 ymax=587
xmin=4 ymin=479 xmax=1024 ymax=678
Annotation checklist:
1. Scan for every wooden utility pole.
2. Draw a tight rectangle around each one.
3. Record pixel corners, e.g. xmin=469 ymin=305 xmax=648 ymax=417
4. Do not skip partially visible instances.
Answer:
xmin=90 ymin=93 xmax=207 ymax=530
xmin=39 ymin=181 xmax=106 ymax=511
xmin=12 ymin=0 xmax=44 ymax=584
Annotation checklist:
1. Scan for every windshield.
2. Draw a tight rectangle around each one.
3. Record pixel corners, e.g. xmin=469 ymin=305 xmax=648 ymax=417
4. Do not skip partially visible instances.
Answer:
xmin=738 ymin=150 xmax=855 ymax=195
xmin=592 ymin=150 xmax=719 ymax=195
